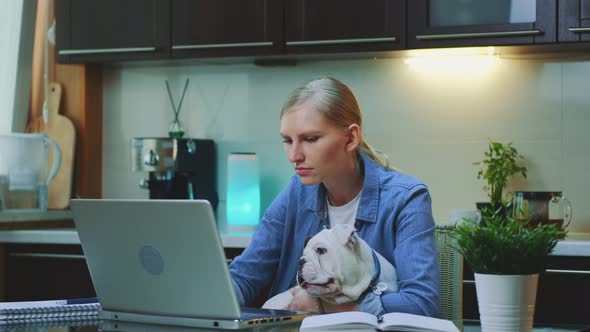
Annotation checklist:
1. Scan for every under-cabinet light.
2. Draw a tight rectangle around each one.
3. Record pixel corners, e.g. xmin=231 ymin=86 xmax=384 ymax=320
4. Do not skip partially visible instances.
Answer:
xmin=404 ymin=47 xmax=500 ymax=73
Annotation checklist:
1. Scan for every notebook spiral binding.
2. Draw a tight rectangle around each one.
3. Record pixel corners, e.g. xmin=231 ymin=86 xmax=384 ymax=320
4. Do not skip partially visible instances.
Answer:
xmin=2 ymin=316 xmax=101 ymax=330
xmin=0 ymin=302 xmax=101 ymax=324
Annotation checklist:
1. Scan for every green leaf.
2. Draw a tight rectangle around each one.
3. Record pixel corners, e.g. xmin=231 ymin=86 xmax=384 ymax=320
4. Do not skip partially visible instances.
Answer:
xmin=474 ymin=140 xmax=527 ymax=206
xmin=449 ymin=202 xmax=567 ymax=274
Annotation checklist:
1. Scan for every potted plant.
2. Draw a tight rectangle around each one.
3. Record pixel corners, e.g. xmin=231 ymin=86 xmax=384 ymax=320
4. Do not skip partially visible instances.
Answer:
xmin=450 ymin=204 xmax=567 ymax=332
xmin=474 ymin=141 xmax=527 ymax=213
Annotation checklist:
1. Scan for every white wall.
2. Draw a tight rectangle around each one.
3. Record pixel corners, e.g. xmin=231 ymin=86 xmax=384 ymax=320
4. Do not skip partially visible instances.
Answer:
xmin=0 ymin=1 xmax=36 ymax=134
xmin=102 ymin=55 xmax=590 ymax=232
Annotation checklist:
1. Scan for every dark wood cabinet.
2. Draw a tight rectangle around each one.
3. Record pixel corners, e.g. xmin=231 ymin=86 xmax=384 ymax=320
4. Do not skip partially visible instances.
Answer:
xmin=285 ymin=0 xmax=405 ymax=54
xmin=559 ymin=0 xmax=590 ymax=42
xmin=1 ymin=243 xmax=244 ymax=302
xmin=55 ymin=0 xmax=590 ymax=63
xmin=56 ymin=0 xmax=170 ymax=63
xmin=171 ymin=0 xmax=283 ymax=59
xmin=408 ymin=0 xmax=556 ymax=49
xmin=3 ymin=244 xmax=96 ymax=301
xmin=463 ymin=256 xmax=590 ymax=325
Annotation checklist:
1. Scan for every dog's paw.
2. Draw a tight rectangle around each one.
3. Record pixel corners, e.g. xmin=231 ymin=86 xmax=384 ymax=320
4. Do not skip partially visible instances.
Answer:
xmin=261 ymin=290 xmax=294 ymax=310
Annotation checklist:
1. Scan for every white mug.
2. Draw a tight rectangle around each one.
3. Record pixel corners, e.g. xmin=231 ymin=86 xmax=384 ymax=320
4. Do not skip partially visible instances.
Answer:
xmin=449 ymin=209 xmax=482 ymax=225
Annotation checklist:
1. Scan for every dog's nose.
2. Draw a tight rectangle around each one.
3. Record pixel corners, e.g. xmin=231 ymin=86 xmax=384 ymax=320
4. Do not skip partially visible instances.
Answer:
xmin=298 ymin=257 xmax=306 ymax=267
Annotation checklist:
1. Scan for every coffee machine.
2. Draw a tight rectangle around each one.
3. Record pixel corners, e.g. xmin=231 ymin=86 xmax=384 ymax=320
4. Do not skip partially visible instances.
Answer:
xmin=131 ymin=137 xmax=218 ymax=210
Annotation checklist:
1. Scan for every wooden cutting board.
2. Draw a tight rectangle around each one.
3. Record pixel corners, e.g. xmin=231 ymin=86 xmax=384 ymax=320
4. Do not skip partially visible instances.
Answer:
xmin=27 ymin=82 xmax=76 ymax=209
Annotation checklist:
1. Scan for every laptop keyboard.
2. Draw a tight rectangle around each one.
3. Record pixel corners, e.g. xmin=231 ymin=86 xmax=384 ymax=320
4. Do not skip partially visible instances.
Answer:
xmin=240 ymin=307 xmax=304 ymax=320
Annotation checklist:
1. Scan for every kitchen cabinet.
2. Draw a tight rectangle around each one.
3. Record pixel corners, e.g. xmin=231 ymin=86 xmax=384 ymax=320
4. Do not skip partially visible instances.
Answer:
xmin=1 ymin=245 xmax=242 ymax=302
xmin=56 ymin=0 xmax=590 ymax=64
xmin=463 ymin=256 xmax=590 ymax=325
xmin=57 ymin=0 xmax=405 ymax=64
xmin=3 ymin=244 xmax=96 ymax=301
xmin=56 ymin=0 xmax=170 ymax=63
xmin=285 ymin=0 xmax=405 ymax=54
xmin=407 ymin=0 xmax=556 ymax=49
xmin=559 ymin=0 xmax=590 ymax=42
xmin=171 ymin=0 xmax=283 ymax=59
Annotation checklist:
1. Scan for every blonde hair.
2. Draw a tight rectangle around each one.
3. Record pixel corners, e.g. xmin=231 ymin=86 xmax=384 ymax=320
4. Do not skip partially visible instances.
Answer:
xmin=280 ymin=77 xmax=392 ymax=170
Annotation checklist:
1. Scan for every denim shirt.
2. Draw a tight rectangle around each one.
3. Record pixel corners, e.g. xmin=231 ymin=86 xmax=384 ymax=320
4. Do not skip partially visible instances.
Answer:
xmin=229 ymin=153 xmax=440 ymax=317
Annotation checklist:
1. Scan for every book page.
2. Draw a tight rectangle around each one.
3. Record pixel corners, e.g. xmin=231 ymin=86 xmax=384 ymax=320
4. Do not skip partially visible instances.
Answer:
xmin=300 ymin=311 xmax=378 ymax=330
xmin=380 ymin=312 xmax=459 ymax=332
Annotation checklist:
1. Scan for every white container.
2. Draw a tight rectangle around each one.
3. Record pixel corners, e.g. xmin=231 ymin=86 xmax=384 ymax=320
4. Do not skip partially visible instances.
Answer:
xmin=0 ymin=133 xmax=61 ymax=211
xmin=475 ymin=273 xmax=539 ymax=332
xmin=226 ymin=153 xmax=260 ymax=233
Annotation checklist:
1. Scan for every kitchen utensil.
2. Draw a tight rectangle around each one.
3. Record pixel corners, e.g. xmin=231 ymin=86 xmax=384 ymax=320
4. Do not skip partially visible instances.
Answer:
xmin=513 ymin=191 xmax=572 ymax=230
xmin=0 ymin=133 xmax=61 ymax=211
xmin=27 ymin=82 xmax=76 ymax=209
xmin=26 ymin=81 xmax=61 ymax=133
xmin=130 ymin=137 xmax=218 ymax=209
xmin=449 ymin=209 xmax=481 ymax=225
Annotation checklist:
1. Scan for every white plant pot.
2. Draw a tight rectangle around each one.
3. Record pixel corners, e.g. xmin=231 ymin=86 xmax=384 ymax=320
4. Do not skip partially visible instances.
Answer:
xmin=474 ymin=273 xmax=539 ymax=332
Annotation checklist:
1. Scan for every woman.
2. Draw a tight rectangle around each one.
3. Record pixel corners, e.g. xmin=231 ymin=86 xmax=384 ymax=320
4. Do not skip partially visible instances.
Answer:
xmin=229 ymin=77 xmax=440 ymax=317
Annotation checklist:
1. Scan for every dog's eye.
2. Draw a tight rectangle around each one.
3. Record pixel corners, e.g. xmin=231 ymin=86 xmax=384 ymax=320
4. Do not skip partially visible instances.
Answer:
xmin=316 ymin=247 xmax=327 ymax=255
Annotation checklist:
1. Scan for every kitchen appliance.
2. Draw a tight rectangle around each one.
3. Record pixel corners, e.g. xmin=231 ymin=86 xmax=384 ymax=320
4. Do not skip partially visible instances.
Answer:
xmin=513 ymin=191 xmax=572 ymax=229
xmin=131 ymin=138 xmax=218 ymax=210
xmin=0 ymin=133 xmax=62 ymax=211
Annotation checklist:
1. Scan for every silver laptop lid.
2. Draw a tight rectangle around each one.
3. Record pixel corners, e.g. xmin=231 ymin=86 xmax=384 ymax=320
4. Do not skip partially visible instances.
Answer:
xmin=71 ymin=199 xmax=242 ymax=320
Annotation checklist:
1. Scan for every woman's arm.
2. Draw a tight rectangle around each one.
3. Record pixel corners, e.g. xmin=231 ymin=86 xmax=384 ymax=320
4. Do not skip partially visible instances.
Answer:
xmin=229 ymin=180 xmax=294 ymax=306
xmin=380 ymin=186 xmax=440 ymax=317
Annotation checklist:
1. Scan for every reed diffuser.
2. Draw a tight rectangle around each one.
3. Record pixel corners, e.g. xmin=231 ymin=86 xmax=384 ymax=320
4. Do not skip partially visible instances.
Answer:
xmin=165 ymin=78 xmax=190 ymax=138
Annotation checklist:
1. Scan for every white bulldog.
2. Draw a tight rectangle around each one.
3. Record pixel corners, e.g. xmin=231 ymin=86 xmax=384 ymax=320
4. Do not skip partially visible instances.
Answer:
xmin=263 ymin=224 xmax=398 ymax=309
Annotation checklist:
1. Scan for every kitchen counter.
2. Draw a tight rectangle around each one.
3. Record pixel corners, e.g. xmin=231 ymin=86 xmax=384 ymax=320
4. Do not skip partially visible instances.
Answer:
xmin=0 ymin=210 xmax=75 ymax=231
xmin=0 ymin=210 xmax=587 ymax=253
xmin=0 ymin=210 xmax=252 ymax=247
xmin=0 ymin=210 xmax=73 ymax=222
xmin=0 ymin=229 xmax=252 ymax=248
xmin=552 ymin=232 xmax=590 ymax=256
xmin=0 ymin=228 xmax=588 ymax=254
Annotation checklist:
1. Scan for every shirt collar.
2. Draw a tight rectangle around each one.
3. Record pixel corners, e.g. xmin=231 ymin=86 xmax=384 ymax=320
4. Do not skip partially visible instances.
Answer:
xmin=304 ymin=152 xmax=382 ymax=224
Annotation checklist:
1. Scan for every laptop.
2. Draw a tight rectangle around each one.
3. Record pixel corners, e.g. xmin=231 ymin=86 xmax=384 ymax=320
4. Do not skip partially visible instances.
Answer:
xmin=70 ymin=198 xmax=309 ymax=329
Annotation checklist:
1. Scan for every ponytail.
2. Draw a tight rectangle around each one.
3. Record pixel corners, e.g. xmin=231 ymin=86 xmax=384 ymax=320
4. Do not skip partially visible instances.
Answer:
xmin=358 ymin=141 xmax=398 ymax=171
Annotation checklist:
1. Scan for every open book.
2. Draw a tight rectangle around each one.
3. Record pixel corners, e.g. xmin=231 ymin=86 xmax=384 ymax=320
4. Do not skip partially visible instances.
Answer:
xmin=300 ymin=311 xmax=459 ymax=332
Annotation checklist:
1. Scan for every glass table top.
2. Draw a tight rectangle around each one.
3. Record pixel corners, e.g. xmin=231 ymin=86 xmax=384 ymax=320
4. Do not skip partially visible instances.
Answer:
xmin=1 ymin=319 xmax=589 ymax=332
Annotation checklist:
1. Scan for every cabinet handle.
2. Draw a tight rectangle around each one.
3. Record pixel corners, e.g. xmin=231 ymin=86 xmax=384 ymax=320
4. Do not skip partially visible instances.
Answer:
xmin=59 ymin=47 xmax=156 ymax=56
xmin=568 ymin=27 xmax=590 ymax=33
xmin=463 ymin=280 xmax=475 ymax=285
xmin=545 ymin=268 xmax=590 ymax=275
xmin=286 ymin=37 xmax=397 ymax=46
xmin=9 ymin=252 xmax=85 ymax=260
xmin=416 ymin=30 xmax=542 ymax=40
xmin=172 ymin=41 xmax=273 ymax=50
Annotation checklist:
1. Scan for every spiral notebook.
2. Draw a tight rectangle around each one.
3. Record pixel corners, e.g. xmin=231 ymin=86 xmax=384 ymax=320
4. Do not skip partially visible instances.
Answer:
xmin=0 ymin=298 xmax=100 ymax=325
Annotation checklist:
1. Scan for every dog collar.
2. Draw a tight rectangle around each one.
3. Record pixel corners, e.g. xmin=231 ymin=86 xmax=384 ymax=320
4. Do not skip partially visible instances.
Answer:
xmin=369 ymin=250 xmax=388 ymax=295
xmin=371 ymin=250 xmax=381 ymax=286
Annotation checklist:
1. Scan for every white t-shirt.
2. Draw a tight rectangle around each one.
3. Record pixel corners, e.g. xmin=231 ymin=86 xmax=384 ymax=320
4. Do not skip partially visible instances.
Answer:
xmin=327 ymin=191 xmax=362 ymax=228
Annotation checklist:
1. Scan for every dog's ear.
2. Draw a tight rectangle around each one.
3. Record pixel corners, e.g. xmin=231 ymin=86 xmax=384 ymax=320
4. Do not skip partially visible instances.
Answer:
xmin=304 ymin=236 xmax=312 ymax=248
xmin=345 ymin=230 xmax=360 ymax=253
xmin=333 ymin=224 xmax=359 ymax=251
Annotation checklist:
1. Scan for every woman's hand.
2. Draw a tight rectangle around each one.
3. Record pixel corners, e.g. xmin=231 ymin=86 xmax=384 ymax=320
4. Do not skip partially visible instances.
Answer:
xmin=283 ymin=287 xmax=359 ymax=313
xmin=284 ymin=287 xmax=318 ymax=312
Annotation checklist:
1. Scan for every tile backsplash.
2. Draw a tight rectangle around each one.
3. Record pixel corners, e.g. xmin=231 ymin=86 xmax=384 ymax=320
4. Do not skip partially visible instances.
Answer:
xmin=102 ymin=55 xmax=590 ymax=232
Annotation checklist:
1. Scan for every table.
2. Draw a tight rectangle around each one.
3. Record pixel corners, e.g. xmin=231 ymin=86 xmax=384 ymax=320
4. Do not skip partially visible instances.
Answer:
xmin=0 ymin=319 xmax=588 ymax=332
